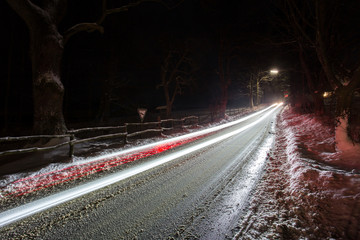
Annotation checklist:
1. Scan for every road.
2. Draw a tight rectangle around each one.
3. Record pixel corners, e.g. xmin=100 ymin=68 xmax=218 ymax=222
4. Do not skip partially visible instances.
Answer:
xmin=0 ymin=104 xmax=282 ymax=239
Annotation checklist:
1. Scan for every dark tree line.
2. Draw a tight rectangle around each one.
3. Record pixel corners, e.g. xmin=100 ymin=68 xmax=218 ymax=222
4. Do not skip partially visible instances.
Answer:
xmin=276 ymin=0 xmax=360 ymax=141
xmin=5 ymin=0 xmax=184 ymax=135
xmin=4 ymin=0 xmax=290 ymax=137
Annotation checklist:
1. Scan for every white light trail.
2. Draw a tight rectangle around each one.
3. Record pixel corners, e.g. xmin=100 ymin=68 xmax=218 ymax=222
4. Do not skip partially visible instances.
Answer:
xmin=77 ymin=103 xmax=278 ymax=165
xmin=0 ymin=104 xmax=281 ymax=228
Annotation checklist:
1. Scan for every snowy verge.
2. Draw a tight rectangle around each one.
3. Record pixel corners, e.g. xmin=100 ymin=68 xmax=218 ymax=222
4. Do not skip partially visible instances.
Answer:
xmin=335 ymin=116 xmax=360 ymax=167
xmin=281 ymin=107 xmax=360 ymax=171
xmin=234 ymin=106 xmax=360 ymax=239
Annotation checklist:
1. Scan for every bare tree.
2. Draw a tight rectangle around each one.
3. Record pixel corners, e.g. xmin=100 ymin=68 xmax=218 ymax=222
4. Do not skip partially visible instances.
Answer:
xmin=281 ymin=0 xmax=360 ymax=141
xmin=231 ymin=70 xmax=256 ymax=109
xmin=6 ymin=0 xmax=68 ymax=135
xmin=6 ymin=0 xmax=183 ymax=135
xmin=281 ymin=0 xmax=360 ymax=108
xmin=230 ymin=61 xmax=260 ymax=109
xmin=249 ymin=73 xmax=255 ymax=109
xmin=159 ymin=47 xmax=196 ymax=117
xmin=252 ymin=69 xmax=279 ymax=106
xmin=96 ymin=58 xmax=131 ymax=122
xmin=274 ymin=0 xmax=325 ymax=113
xmin=313 ymin=1 xmax=360 ymax=116
xmin=216 ymin=37 xmax=232 ymax=117
xmin=214 ymin=34 xmax=246 ymax=117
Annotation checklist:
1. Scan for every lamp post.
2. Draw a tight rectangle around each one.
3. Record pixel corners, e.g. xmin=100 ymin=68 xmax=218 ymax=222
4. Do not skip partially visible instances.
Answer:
xmin=270 ymin=69 xmax=279 ymax=74
xmin=256 ymin=69 xmax=279 ymax=106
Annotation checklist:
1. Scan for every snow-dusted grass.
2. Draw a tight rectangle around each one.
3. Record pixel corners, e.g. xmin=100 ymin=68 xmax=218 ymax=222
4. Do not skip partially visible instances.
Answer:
xmin=282 ymin=107 xmax=360 ymax=171
xmin=235 ymin=105 xmax=360 ymax=239
xmin=335 ymin=116 xmax=360 ymax=168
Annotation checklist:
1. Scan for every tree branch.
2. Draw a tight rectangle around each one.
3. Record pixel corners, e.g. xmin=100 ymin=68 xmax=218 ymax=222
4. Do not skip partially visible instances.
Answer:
xmin=168 ymin=51 xmax=188 ymax=85
xmin=291 ymin=0 xmax=315 ymax=30
xmin=6 ymin=0 xmax=46 ymax=27
xmin=64 ymin=0 xmax=184 ymax=44
xmin=285 ymin=0 xmax=314 ymax=45
xmin=43 ymin=0 xmax=67 ymax=25
xmin=315 ymin=0 xmax=342 ymax=89
xmin=64 ymin=23 xmax=104 ymax=43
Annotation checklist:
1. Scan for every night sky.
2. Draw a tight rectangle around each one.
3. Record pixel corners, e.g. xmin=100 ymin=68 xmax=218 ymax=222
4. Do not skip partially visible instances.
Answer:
xmin=1 ymin=0 xmax=296 ymax=135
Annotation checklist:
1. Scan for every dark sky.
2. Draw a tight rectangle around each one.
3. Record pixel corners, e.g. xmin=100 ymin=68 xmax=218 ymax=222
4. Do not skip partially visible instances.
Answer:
xmin=0 ymin=0 xmax=293 ymax=133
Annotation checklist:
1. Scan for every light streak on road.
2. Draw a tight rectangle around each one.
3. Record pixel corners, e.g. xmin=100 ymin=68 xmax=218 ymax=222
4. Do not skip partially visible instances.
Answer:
xmin=62 ymin=103 xmax=277 ymax=165
xmin=2 ymin=134 xmax=207 ymax=198
xmin=0 ymin=103 xmax=281 ymax=228
xmin=1 ymin=104 xmax=277 ymax=198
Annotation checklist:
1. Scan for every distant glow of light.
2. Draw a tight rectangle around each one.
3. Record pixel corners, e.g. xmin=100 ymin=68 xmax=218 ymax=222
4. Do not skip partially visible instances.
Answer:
xmin=270 ymin=69 xmax=279 ymax=74
xmin=0 ymin=103 xmax=282 ymax=228
xmin=323 ymin=92 xmax=332 ymax=98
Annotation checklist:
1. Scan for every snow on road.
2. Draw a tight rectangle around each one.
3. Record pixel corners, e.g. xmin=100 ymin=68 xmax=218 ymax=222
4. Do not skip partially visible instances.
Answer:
xmin=0 ymin=104 xmax=281 ymax=239
xmin=0 ymin=105 xmax=275 ymax=207
xmin=234 ymin=105 xmax=360 ymax=239
xmin=0 ymin=104 xmax=280 ymax=230
xmin=1 ymin=103 xmax=358 ymax=239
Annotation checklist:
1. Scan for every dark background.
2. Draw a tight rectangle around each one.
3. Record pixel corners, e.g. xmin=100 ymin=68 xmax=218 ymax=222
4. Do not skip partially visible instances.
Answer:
xmin=0 ymin=0 xmax=296 ymax=135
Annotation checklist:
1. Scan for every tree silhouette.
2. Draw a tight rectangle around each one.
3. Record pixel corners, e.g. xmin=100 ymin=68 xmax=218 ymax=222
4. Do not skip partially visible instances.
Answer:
xmin=159 ymin=46 xmax=196 ymax=117
xmin=6 ymin=0 xmax=183 ymax=135
xmin=280 ymin=0 xmax=360 ymax=141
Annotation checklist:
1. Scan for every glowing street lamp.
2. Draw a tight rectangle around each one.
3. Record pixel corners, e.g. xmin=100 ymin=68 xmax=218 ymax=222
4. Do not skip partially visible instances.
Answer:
xmin=254 ymin=68 xmax=280 ymax=106
xmin=270 ymin=69 xmax=279 ymax=74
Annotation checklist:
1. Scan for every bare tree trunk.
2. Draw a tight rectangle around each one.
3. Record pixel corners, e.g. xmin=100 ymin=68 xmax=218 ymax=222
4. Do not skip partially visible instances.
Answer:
xmin=256 ymin=80 xmax=260 ymax=106
xmin=314 ymin=1 xmax=360 ymax=116
xmin=298 ymin=44 xmax=324 ymax=114
xmin=219 ymin=87 xmax=228 ymax=117
xmin=217 ymin=38 xmax=230 ymax=117
xmin=8 ymin=0 xmax=178 ymax=135
xmin=31 ymin=29 xmax=67 ymax=135
xmin=160 ymin=48 xmax=192 ymax=118
xmin=166 ymin=103 xmax=172 ymax=117
xmin=3 ymin=27 xmax=14 ymax=134
xmin=97 ymin=92 xmax=111 ymax=122
xmin=6 ymin=0 xmax=68 ymax=135
xmin=314 ymin=0 xmax=342 ymax=90
xmin=97 ymin=77 xmax=111 ymax=122
xmin=163 ymin=84 xmax=172 ymax=117
xmin=218 ymin=85 xmax=228 ymax=118
xmin=249 ymin=77 xmax=254 ymax=109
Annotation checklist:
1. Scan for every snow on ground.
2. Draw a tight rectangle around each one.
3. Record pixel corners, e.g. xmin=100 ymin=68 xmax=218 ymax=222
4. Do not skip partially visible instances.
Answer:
xmin=0 ymin=106 xmax=261 ymax=188
xmin=335 ymin=116 xmax=360 ymax=168
xmin=0 ymin=108 xmax=254 ymax=198
xmin=234 ymin=105 xmax=360 ymax=240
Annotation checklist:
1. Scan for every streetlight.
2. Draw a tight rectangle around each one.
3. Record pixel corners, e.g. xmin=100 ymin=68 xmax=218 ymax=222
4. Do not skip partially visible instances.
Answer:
xmin=255 ymin=69 xmax=279 ymax=106
xmin=270 ymin=69 xmax=279 ymax=74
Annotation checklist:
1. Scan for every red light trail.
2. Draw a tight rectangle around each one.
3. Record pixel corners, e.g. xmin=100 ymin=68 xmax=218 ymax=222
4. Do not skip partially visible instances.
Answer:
xmin=1 ymin=104 xmax=279 ymax=200
xmin=0 ymin=104 xmax=281 ymax=229
xmin=1 ymin=134 xmax=208 ymax=198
